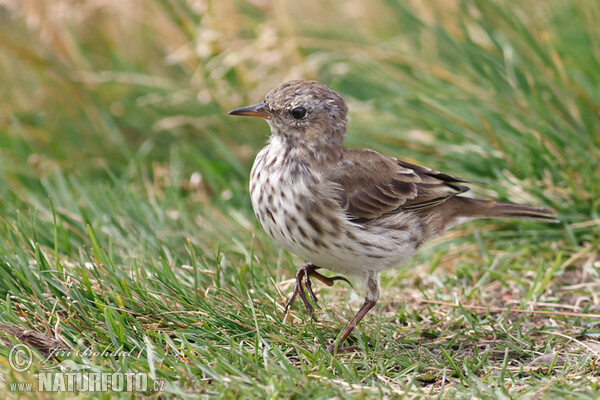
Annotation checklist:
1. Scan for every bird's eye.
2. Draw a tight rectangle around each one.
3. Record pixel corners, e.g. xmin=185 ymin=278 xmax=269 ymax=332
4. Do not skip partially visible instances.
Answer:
xmin=291 ymin=107 xmax=307 ymax=119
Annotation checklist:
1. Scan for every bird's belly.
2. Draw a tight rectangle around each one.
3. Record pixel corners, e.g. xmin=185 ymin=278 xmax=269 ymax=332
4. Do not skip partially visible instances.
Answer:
xmin=250 ymin=161 xmax=418 ymax=275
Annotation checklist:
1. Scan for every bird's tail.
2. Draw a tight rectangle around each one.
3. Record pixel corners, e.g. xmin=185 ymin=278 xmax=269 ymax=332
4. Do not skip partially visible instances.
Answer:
xmin=458 ymin=198 xmax=559 ymax=222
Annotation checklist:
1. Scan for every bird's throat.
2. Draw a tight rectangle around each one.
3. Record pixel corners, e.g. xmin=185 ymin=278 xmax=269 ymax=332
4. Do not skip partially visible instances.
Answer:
xmin=268 ymin=133 xmax=344 ymax=166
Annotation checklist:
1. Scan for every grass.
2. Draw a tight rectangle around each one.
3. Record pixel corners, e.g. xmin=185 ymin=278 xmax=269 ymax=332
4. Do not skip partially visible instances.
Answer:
xmin=0 ymin=0 xmax=599 ymax=398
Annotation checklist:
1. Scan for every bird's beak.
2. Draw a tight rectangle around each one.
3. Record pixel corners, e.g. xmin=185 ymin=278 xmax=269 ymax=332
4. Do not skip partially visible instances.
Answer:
xmin=228 ymin=102 xmax=272 ymax=119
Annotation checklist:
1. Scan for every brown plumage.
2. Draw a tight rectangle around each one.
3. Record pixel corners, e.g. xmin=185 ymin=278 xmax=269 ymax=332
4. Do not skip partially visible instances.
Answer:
xmin=230 ymin=80 xmax=557 ymax=354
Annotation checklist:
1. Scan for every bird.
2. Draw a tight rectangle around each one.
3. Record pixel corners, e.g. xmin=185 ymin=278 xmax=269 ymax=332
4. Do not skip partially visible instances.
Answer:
xmin=229 ymin=80 xmax=557 ymax=354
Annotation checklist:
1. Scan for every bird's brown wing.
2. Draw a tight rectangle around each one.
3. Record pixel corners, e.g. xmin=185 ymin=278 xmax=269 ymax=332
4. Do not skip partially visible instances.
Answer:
xmin=329 ymin=149 xmax=486 ymax=220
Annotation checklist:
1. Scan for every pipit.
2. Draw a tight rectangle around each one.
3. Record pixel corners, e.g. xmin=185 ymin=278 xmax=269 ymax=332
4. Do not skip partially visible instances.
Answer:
xmin=229 ymin=80 xmax=557 ymax=354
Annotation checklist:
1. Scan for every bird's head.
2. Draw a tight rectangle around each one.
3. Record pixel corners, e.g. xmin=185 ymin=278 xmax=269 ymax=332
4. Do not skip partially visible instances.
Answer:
xmin=229 ymin=80 xmax=348 ymax=147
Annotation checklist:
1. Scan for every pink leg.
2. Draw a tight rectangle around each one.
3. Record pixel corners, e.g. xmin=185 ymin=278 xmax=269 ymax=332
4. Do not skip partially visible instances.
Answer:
xmin=284 ymin=263 xmax=352 ymax=320
xmin=326 ymin=271 xmax=380 ymax=354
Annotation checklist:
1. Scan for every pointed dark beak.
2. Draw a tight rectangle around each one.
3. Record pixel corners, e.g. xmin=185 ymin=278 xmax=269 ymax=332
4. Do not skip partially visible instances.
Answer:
xmin=228 ymin=102 xmax=272 ymax=119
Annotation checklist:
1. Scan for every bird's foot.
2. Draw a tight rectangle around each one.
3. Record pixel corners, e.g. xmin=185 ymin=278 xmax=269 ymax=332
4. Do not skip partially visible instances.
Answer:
xmin=284 ymin=263 xmax=352 ymax=321
xmin=325 ymin=342 xmax=358 ymax=354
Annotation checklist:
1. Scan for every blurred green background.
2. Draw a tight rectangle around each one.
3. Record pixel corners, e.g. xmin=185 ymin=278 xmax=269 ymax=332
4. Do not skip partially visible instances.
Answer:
xmin=0 ymin=0 xmax=599 ymax=397
xmin=1 ymin=0 xmax=597 ymax=214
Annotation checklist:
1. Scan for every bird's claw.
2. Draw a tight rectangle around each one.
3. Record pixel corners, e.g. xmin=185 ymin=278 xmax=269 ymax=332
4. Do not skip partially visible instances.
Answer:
xmin=284 ymin=263 xmax=351 ymax=321
xmin=326 ymin=343 xmax=358 ymax=354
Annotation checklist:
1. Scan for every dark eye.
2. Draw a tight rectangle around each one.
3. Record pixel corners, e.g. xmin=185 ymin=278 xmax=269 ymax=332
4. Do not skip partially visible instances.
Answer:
xmin=291 ymin=107 xmax=307 ymax=119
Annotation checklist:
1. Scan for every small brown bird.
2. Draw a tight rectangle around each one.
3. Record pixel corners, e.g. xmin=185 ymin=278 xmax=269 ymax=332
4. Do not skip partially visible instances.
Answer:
xmin=229 ymin=80 xmax=557 ymax=354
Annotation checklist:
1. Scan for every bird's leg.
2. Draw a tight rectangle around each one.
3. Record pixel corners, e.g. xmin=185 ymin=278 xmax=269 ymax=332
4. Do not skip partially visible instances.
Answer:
xmin=326 ymin=298 xmax=377 ymax=354
xmin=303 ymin=268 xmax=320 ymax=309
xmin=326 ymin=271 xmax=379 ymax=354
xmin=284 ymin=263 xmax=317 ymax=318
xmin=284 ymin=263 xmax=352 ymax=320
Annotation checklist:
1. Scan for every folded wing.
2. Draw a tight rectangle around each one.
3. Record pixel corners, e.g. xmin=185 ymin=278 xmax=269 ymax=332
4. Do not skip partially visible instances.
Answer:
xmin=329 ymin=149 xmax=486 ymax=220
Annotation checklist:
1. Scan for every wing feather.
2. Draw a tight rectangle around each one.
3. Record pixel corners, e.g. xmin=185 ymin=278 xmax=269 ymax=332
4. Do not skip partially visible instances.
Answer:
xmin=328 ymin=149 xmax=486 ymax=220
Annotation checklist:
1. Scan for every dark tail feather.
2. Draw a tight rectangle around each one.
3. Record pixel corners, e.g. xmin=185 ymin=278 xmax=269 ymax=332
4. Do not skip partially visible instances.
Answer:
xmin=459 ymin=198 xmax=559 ymax=222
